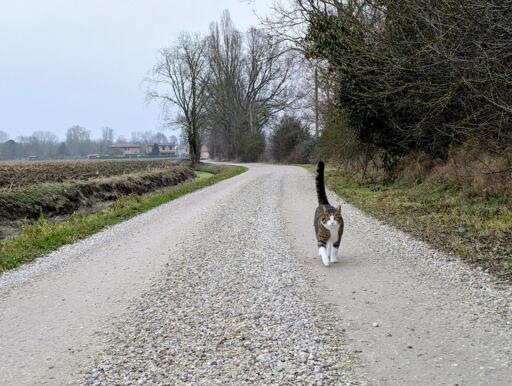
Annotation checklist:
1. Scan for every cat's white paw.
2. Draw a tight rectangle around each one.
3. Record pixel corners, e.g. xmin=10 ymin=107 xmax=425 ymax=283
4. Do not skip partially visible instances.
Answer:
xmin=330 ymin=247 xmax=339 ymax=263
xmin=321 ymin=254 xmax=330 ymax=266
xmin=319 ymin=247 xmax=330 ymax=266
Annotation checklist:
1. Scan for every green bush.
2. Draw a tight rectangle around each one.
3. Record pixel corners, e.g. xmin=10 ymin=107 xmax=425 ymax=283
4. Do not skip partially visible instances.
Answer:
xmin=271 ymin=115 xmax=313 ymax=163
xmin=240 ymin=132 xmax=266 ymax=162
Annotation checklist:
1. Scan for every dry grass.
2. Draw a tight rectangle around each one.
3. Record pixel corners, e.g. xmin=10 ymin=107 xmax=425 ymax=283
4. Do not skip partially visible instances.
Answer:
xmin=334 ymin=144 xmax=512 ymax=197
xmin=426 ymin=146 xmax=512 ymax=197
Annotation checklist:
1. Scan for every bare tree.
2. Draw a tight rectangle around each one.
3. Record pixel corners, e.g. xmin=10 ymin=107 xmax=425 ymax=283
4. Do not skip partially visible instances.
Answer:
xmin=204 ymin=10 xmax=300 ymax=160
xmin=205 ymin=11 xmax=245 ymax=159
xmin=152 ymin=132 xmax=168 ymax=144
xmin=101 ymin=127 xmax=115 ymax=144
xmin=66 ymin=125 xmax=92 ymax=156
xmin=15 ymin=131 xmax=59 ymax=158
xmin=147 ymin=32 xmax=208 ymax=165
xmin=168 ymin=134 xmax=178 ymax=145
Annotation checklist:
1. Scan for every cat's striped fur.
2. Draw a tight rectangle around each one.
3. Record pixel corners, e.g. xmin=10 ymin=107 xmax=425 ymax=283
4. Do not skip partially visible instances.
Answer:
xmin=314 ymin=161 xmax=344 ymax=266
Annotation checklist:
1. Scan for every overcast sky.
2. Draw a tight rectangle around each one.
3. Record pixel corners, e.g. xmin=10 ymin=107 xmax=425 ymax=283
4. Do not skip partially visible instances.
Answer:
xmin=0 ymin=0 xmax=273 ymax=141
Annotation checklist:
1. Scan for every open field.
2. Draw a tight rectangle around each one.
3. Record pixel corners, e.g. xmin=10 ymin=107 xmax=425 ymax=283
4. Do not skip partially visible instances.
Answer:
xmin=0 ymin=159 xmax=180 ymax=189
xmin=0 ymin=167 xmax=193 ymax=222
xmin=304 ymin=164 xmax=512 ymax=281
xmin=0 ymin=160 xmax=195 ymax=238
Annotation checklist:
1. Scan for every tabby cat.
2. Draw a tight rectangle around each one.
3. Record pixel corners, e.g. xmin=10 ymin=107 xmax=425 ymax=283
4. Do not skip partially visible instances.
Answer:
xmin=314 ymin=161 xmax=344 ymax=266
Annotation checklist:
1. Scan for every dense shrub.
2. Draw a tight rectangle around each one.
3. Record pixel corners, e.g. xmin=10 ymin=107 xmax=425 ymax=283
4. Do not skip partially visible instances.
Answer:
xmin=302 ymin=0 xmax=512 ymax=164
xmin=270 ymin=115 xmax=313 ymax=163
xmin=240 ymin=132 xmax=266 ymax=162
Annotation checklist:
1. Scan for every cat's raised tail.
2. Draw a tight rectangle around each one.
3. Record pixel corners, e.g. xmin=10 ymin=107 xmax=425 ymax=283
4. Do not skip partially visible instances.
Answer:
xmin=316 ymin=161 xmax=330 ymax=206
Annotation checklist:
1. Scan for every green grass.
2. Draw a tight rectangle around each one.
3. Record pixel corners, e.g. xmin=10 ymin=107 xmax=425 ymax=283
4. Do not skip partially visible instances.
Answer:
xmin=194 ymin=171 xmax=214 ymax=180
xmin=0 ymin=164 xmax=246 ymax=273
xmin=304 ymin=164 xmax=512 ymax=280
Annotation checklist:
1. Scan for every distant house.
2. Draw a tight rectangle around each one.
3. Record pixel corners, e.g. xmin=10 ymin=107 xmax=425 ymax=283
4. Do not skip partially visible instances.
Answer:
xmin=176 ymin=144 xmax=189 ymax=158
xmin=200 ymin=145 xmax=210 ymax=160
xmin=145 ymin=143 xmax=177 ymax=156
xmin=108 ymin=144 xmax=141 ymax=156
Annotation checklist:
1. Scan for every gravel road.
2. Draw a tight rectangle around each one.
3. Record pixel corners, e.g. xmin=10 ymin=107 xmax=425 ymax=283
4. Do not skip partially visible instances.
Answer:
xmin=0 ymin=164 xmax=510 ymax=385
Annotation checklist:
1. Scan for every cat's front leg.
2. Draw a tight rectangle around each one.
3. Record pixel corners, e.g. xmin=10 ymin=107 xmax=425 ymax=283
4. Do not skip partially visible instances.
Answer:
xmin=318 ymin=246 xmax=330 ymax=266
xmin=330 ymin=246 xmax=339 ymax=263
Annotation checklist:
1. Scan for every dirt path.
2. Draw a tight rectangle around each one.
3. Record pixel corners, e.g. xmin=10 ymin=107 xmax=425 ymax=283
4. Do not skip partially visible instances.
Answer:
xmin=0 ymin=164 xmax=510 ymax=385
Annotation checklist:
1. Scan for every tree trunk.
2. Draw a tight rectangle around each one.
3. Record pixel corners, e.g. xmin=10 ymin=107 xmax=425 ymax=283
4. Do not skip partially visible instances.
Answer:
xmin=188 ymin=137 xmax=197 ymax=167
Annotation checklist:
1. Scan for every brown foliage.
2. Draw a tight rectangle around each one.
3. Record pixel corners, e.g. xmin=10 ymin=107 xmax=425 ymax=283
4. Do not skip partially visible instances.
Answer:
xmin=397 ymin=144 xmax=512 ymax=196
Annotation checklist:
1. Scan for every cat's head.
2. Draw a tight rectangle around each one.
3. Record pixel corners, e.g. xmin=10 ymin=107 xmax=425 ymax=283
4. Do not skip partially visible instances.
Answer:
xmin=321 ymin=205 xmax=342 ymax=229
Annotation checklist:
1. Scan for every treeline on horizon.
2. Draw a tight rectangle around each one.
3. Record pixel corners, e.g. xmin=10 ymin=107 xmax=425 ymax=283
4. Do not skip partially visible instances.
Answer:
xmin=0 ymin=127 xmax=179 ymax=159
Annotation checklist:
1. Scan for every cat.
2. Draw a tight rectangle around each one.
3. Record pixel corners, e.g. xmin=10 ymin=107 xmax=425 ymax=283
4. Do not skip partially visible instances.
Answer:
xmin=314 ymin=161 xmax=344 ymax=266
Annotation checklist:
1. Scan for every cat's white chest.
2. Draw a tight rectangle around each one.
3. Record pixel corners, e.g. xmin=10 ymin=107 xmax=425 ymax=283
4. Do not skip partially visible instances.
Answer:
xmin=327 ymin=225 xmax=340 ymax=243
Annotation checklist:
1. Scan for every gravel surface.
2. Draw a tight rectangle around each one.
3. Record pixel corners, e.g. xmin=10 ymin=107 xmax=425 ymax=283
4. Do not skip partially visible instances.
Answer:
xmin=83 ymin=173 xmax=357 ymax=385
xmin=1 ymin=163 xmax=511 ymax=385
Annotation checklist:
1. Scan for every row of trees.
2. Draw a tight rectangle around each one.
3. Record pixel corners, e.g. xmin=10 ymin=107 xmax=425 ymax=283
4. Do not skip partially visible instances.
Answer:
xmin=0 ymin=127 xmax=179 ymax=160
xmin=147 ymin=11 xmax=304 ymax=164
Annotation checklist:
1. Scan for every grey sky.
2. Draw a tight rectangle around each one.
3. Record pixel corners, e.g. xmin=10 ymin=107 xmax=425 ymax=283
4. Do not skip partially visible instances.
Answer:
xmin=0 ymin=0 xmax=272 ymax=141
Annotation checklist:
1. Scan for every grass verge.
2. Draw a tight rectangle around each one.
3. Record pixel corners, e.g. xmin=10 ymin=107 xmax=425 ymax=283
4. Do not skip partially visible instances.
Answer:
xmin=0 ymin=164 xmax=246 ymax=273
xmin=304 ymin=165 xmax=512 ymax=281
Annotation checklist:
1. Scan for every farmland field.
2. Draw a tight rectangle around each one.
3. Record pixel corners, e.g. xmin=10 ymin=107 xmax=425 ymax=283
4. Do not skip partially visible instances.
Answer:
xmin=0 ymin=159 xmax=195 ymax=239
xmin=0 ymin=159 xmax=180 ymax=189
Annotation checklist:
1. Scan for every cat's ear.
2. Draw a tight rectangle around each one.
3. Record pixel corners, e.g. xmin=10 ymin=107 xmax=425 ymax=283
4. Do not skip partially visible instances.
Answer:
xmin=321 ymin=205 xmax=328 ymax=215
xmin=335 ymin=205 xmax=341 ymax=214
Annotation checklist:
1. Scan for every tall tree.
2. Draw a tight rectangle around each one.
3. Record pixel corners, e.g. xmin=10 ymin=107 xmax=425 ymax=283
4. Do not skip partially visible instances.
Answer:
xmin=168 ymin=134 xmax=178 ymax=145
xmin=152 ymin=132 xmax=168 ymax=144
xmin=147 ymin=32 xmax=208 ymax=165
xmin=101 ymin=127 xmax=114 ymax=144
xmin=204 ymin=11 xmax=299 ymax=160
xmin=56 ymin=142 xmax=70 ymax=157
xmin=65 ymin=125 xmax=91 ymax=156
